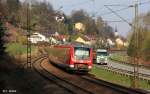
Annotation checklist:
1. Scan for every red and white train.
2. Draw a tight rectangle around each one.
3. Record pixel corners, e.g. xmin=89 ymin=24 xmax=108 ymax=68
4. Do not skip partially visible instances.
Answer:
xmin=49 ymin=45 xmax=93 ymax=72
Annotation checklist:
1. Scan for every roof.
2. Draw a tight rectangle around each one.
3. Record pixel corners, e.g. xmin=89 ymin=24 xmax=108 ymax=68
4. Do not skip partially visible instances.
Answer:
xmin=54 ymin=44 xmax=91 ymax=49
xmin=81 ymin=36 xmax=91 ymax=41
xmin=52 ymin=35 xmax=69 ymax=41
xmin=85 ymin=35 xmax=96 ymax=40
xmin=96 ymin=49 xmax=107 ymax=52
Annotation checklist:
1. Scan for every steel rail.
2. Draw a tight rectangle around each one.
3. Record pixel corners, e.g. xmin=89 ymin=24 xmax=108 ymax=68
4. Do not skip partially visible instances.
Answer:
xmin=80 ymin=75 xmax=149 ymax=94
xmin=33 ymin=56 xmax=93 ymax=94
xmin=43 ymin=57 xmax=149 ymax=94
xmin=96 ymin=65 xmax=150 ymax=80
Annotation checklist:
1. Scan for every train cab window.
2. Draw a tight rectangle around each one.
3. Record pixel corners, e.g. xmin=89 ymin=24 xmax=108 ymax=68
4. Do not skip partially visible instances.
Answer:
xmin=97 ymin=52 xmax=108 ymax=56
xmin=74 ymin=47 xmax=90 ymax=60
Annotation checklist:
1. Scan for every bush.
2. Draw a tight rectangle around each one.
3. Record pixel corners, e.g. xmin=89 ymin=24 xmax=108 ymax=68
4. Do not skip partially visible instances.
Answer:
xmin=18 ymin=36 xmax=27 ymax=45
xmin=141 ymin=32 xmax=150 ymax=61
xmin=5 ymin=43 xmax=27 ymax=56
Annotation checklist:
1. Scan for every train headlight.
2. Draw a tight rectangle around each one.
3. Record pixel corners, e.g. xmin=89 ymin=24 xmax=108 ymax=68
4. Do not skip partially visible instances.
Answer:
xmin=72 ymin=58 xmax=77 ymax=62
xmin=69 ymin=65 xmax=74 ymax=68
xmin=88 ymin=66 xmax=92 ymax=69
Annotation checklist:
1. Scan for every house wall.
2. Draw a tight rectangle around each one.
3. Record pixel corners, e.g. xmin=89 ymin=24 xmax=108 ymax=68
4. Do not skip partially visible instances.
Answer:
xmin=29 ymin=32 xmax=49 ymax=43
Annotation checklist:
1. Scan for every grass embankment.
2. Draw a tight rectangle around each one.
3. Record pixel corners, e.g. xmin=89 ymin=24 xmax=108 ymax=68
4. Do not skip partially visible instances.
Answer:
xmin=90 ymin=66 xmax=150 ymax=90
xmin=5 ymin=43 xmax=38 ymax=57
xmin=110 ymin=53 xmax=150 ymax=69
xmin=109 ymin=53 xmax=129 ymax=63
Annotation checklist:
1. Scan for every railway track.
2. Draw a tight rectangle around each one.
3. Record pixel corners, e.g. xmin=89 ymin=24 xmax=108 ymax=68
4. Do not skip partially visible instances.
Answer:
xmin=28 ymin=55 xmax=74 ymax=94
xmin=19 ymin=54 xmax=75 ymax=94
xmin=33 ymin=56 xmax=93 ymax=94
xmin=95 ymin=65 xmax=150 ymax=80
xmin=80 ymin=75 xmax=149 ymax=94
xmin=37 ymin=57 xmax=148 ymax=94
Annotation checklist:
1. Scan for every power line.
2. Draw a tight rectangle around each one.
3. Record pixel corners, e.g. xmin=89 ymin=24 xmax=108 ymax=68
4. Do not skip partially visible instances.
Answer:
xmin=98 ymin=0 xmax=150 ymax=17
xmin=104 ymin=21 xmax=125 ymax=23
xmin=99 ymin=7 xmax=131 ymax=16
xmin=139 ymin=0 xmax=150 ymax=5
xmin=104 ymin=5 xmax=132 ymax=26
xmin=103 ymin=20 xmax=131 ymax=23
xmin=102 ymin=4 xmax=130 ymax=7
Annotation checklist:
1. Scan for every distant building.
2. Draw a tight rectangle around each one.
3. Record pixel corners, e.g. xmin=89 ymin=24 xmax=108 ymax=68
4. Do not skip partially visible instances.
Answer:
xmin=54 ymin=32 xmax=59 ymax=36
xmin=116 ymin=38 xmax=124 ymax=45
xmin=84 ymin=35 xmax=96 ymax=45
xmin=115 ymin=37 xmax=128 ymax=47
xmin=107 ymin=38 xmax=115 ymax=46
xmin=114 ymin=31 xmax=119 ymax=37
xmin=29 ymin=32 xmax=49 ymax=44
xmin=75 ymin=22 xmax=85 ymax=32
xmin=49 ymin=33 xmax=69 ymax=44
xmin=49 ymin=37 xmax=59 ymax=44
xmin=75 ymin=36 xmax=94 ymax=45
xmin=114 ymin=27 xmax=119 ymax=37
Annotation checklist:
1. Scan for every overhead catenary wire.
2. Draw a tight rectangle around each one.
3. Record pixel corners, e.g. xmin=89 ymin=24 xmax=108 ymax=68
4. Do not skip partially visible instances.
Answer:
xmin=97 ymin=0 xmax=150 ymax=17
xmin=55 ymin=0 xmax=150 ymax=19
xmin=98 ymin=7 xmax=131 ymax=16
xmin=139 ymin=0 xmax=150 ymax=5
xmin=102 ymin=4 xmax=131 ymax=7
xmin=104 ymin=5 xmax=132 ymax=26
xmin=55 ymin=0 xmax=150 ymax=24
xmin=103 ymin=20 xmax=131 ymax=23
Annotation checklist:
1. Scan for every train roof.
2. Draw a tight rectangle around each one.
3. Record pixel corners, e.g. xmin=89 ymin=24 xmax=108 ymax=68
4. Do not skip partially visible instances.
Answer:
xmin=73 ymin=45 xmax=91 ymax=48
xmin=54 ymin=44 xmax=91 ymax=49
xmin=96 ymin=49 xmax=107 ymax=52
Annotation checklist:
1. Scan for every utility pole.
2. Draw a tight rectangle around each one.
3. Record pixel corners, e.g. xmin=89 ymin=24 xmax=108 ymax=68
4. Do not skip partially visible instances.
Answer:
xmin=27 ymin=3 xmax=32 ymax=69
xmin=133 ymin=0 xmax=139 ymax=88
xmin=104 ymin=1 xmax=140 ymax=88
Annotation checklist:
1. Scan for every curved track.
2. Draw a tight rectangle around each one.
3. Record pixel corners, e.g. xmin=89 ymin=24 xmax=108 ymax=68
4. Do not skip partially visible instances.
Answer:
xmin=33 ymin=56 xmax=93 ymax=94
xmin=32 ymin=56 xmax=77 ymax=94
xmin=95 ymin=65 xmax=150 ymax=80
xmin=80 ymin=75 xmax=149 ymax=94
xmin=33 ymin=56 xmax=149 ymax=94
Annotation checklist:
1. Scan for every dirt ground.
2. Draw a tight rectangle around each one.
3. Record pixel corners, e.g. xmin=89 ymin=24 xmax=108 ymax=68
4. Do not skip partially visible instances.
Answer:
xmin=0 ymin=55 xmax=71 ymax=94
xmin=0 ymin=56 xmax=38 ymax=94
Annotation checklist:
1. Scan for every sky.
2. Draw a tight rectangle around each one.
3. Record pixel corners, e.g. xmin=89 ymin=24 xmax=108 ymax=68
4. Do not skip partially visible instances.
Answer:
xmin=23 ymin=0 xmax=150 ymax=37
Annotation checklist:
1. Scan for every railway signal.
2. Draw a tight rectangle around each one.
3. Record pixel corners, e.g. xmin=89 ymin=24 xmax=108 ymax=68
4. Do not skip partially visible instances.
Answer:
xmin=26 ymin=2 xmax=32 ymax=69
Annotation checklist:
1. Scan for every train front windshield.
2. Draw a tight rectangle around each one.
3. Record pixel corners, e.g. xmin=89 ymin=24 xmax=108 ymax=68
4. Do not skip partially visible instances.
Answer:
xmin=74 ymin=47 xmax=90 ymax=60
xmin=97 ymin=52 xmax=108 ymax=56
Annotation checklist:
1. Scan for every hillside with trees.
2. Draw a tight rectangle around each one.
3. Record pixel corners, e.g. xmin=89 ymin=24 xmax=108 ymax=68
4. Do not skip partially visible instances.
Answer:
xmin=0 ymin=0 xmax=115 ymax=38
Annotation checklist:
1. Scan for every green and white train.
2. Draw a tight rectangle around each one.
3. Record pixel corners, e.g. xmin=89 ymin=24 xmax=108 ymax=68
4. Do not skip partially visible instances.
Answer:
xmin=96 ymin=49 xmax=109 ymax=65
